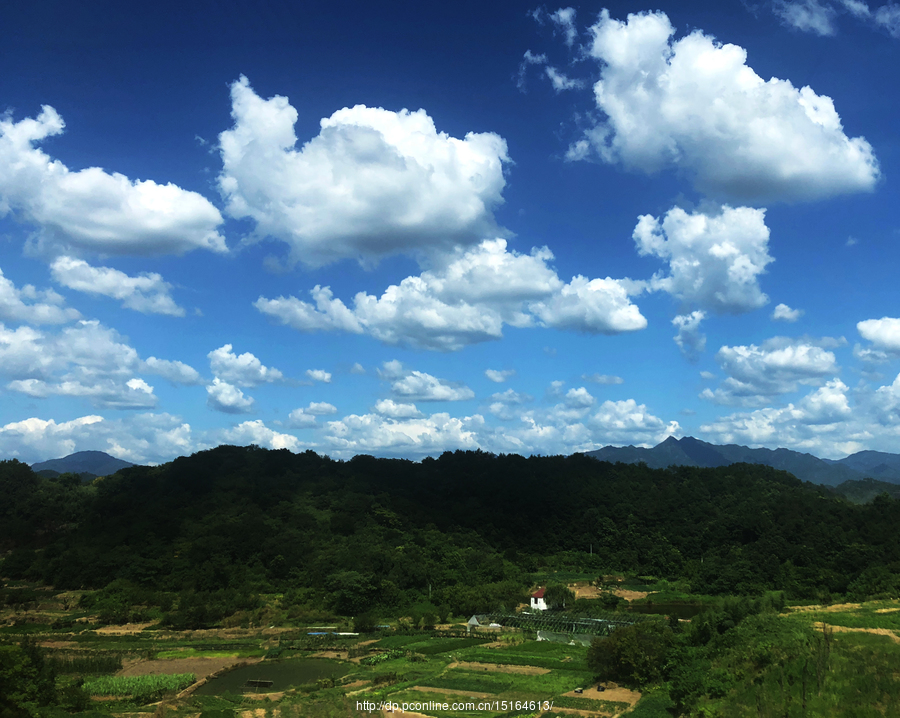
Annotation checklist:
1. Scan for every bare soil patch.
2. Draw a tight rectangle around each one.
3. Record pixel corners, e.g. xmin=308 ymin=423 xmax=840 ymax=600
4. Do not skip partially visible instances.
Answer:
xmin=449 ymin=660 xmax=549 ymax=675
xmin=562 ymin=684 xmax=640 ymax=708
xmin=613 ymin=589 xmax=648 ymax=601
xmin=789 ymin=602 xmax=861 ymax=613
xmin=244 ymin=691 xmax=285 ymax=701
xmin=118 ymin=655 xmax=261 ymax=679
xmin=875 ymin=608 xmax=900 ymax=614
xmin=38 ymin=640 xmax=77 ymax=649
xmin=571 ymin=583 xmax=602 ymax=600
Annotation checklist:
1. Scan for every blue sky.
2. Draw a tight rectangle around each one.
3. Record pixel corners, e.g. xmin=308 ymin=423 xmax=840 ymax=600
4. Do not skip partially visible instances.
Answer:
xmin=1 ymin=0 xmax=900 ymax=464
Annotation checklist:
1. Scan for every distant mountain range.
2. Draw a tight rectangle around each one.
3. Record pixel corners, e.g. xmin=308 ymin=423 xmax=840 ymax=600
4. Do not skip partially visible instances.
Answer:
xmin=585 ymin=436 xmax=900 ymax=487
xmin=30 ymin=450 xmax=136 ymax=480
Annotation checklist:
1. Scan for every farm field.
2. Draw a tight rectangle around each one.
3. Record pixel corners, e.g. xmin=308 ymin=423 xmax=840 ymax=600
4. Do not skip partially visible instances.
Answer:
xmin=3 ymin=584 xmax=900 ymax=717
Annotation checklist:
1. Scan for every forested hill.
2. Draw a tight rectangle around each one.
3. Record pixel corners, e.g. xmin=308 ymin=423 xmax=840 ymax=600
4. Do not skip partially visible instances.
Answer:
xmin=31 ymin=450 xmax=136 ymax=478
xmin=2 ymin=445 xmax=900 ymax=615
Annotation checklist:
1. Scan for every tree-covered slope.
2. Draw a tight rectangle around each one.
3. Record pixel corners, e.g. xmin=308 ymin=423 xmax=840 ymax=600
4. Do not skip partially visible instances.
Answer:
xmin=3 ymin=446 xmax=900 ymax=614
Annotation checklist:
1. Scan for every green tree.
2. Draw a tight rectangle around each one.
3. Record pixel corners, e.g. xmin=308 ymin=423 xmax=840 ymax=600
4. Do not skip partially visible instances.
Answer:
xmin=0 ymin=638 xmax=57 ymax=717
xmin=588 ymin=621 xmax=675 ymax=687
xmin=543 ymin=583 xmax=575 ymax=610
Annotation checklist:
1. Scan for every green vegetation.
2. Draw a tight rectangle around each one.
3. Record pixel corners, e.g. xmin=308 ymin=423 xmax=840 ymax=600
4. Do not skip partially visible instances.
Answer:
xmin=4 ymin=447 xmax=900 ymax=621
xmin=2 ymin=445 xmax=900 ymax=715
xmin=81 ymin=673 xmax=195 ymax=696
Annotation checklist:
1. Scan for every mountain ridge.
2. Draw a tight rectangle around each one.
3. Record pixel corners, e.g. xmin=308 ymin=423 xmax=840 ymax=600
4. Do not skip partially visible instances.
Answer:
xmin=585 ymin=436 xmax=900 ymax=487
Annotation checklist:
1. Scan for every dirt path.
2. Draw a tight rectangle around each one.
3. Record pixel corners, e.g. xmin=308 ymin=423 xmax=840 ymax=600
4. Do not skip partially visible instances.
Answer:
xmin=94 ymin=621 xmax=157 ymax=635
xmin=817 ymin=622 xmax=900 ymax=644
xmin=411 ymin=686 xmax=494 ymax=699
xmin=447 ymin=660 xmax=550 ymax=675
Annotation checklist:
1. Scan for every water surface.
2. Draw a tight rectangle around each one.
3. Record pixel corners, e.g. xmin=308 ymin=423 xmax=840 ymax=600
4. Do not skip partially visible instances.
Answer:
xmin=193 ymin=658 xmax=349 ymax=695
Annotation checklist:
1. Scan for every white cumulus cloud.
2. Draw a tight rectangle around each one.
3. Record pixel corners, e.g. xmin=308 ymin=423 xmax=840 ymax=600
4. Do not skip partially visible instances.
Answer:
xmin=634 ymin=206 xmax=773 ymax=314
xmin=701 ymin=337 xmax=838 ymax=405
xmin=0 ymin=412 xmax=194 ymax=465
xmin=208 ymin=344 xmax=284 ymax=386
xmin=219 ymin=420 xmax=301 ymax=451
xmin=391 ymin=370 xmax=475 ymax=402
xmin=51 ymin=256 xmax=185 ymax=316
xmin=575 ymin=10 xmax=879 ymax=203
xmin=772 ymin=303 xmax=804 ymax=322
xmin=306 ymin=369 xmax=332 ymax=383
xmin=374 ymin=399 xmax=423 ymax=419
xmin=487 ymin=389 xmax=533 ymax=420
xmin=0 ymin=320 xmax=160 ymax=409
xmin=858 ymin=317 xmax=900 ymax=352
xmin=256 ymin=239 xmax=645 ymax=351
xmin=218 ymin=76 xmax=510 ymax=267
xmin=0 ymin=266 xmax=80 ymax=325
xmin=0 ymin=106 xmax=225 ymax=256
xmin=206 ymin=378 xmax=255 ymax=414
xmin=485 ymin=368 xmax=516 ymax=383
xmin=141 ymin=357 xmax=204 ymax=385
xmin=323 ymin=411 xmax=482 ymax=458
xmin=588 ymin=399 xmax=680 ymax=446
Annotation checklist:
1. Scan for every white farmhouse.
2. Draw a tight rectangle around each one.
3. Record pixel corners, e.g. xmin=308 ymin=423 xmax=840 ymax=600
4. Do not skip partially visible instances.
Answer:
xmin=530 ymin=587 xmax=548 ymax=611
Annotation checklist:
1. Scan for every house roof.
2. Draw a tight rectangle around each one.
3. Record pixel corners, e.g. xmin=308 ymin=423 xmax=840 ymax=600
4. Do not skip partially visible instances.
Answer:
xmin=532 ymin=588 xmax=545 ymax=598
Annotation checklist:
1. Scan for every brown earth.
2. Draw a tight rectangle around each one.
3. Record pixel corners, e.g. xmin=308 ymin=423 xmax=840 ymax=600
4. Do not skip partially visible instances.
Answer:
xmin=570 ymin=583 xmax=602 ymax=600
xmin=448 ymin=660 xmax=549 ymax=675
xmin=38 ymin=640 xmax=77 ymax=649
xmin=568 ymin=581 xmax=648 ymax=602
xmin=613 ymin=589 xmax=649 ymax=601
xmin=562 ymin=684 xmax=641 ymax=708
xmin=875 ymin=608 xmax=900 ymax=614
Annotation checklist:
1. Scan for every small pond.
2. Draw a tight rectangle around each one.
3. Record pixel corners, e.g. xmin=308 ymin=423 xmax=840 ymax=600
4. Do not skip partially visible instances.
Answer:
xmin=624 ymin=602 xmax=707 ymax=619
xmin=193 ymin=658 xmax=349 ymax=695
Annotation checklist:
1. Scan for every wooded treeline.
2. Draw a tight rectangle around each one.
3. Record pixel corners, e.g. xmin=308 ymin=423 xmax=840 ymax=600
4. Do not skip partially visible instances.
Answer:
xmin=3 ymin=445 xmax=900 ymax=618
